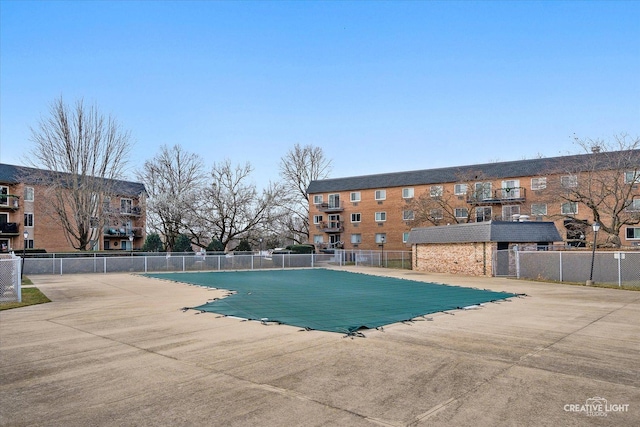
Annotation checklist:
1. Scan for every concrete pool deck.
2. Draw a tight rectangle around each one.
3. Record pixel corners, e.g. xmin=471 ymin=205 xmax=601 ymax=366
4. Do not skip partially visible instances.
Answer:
xmin=1 ymin=266 xmax=638 ymax=426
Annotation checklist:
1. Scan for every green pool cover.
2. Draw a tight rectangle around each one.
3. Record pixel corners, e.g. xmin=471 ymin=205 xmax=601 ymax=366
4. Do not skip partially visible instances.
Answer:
xmin=145 ymin=269 xmax=520 ymax=334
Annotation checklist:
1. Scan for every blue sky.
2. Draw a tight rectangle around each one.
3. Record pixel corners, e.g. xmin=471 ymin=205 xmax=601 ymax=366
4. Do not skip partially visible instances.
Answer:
xmin=1 ymin=1 xmax=638 ymax=186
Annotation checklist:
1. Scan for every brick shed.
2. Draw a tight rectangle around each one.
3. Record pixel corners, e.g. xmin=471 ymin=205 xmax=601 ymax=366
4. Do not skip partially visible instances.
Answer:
xmin=407 ymin=221 xmax=563 ymax=276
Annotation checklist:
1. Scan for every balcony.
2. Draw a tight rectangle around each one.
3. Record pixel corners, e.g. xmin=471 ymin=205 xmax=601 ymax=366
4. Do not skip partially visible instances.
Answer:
xmin=467 ymin=187 xmax=526 ymax=205
xmin=315 ymin=202 xmax=344 ymax=213
xmin=0 ymin=195 xmax=20 ymax=211
xmin=122 ymin=206 xmax=142 ymax=216
xmin=103 ymin=226 xmax=144 ymax=238
xmin=103 ymin=206 xmax=142 ymax=216
xmin=318 ymin=221 xmax=344 ymax=233
xmin=0 ymin=222 xmax=19 ymax=236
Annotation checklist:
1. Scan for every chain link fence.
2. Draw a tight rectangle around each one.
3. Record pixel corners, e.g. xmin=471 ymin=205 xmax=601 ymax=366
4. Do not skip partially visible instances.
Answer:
xmin=334 ymin=250 xmax=413 ymax=269
xmin=501 ymin=249 xmax=640 ymax=288
xmin=0 ymin=253 xmax=22 ymax=302
xmin=17 ymin=249 xmax=639 ymax=288
xmin=21 ymin=252 xmax=342 ymax=275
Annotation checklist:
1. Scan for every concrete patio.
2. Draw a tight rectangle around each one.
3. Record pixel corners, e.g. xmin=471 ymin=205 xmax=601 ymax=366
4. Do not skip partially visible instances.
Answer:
xmin=1 ymin=267 xmax=638 ymax=426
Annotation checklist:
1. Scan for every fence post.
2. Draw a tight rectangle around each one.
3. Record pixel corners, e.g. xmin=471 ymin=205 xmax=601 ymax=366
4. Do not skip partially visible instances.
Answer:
xmin=182 ymin=256 xmax=185 ymax=272
xmin=617 ymin=252 xmax=622 ymax=287
xmin=104 ymin=257 xmax=107 ymax=274
xmin=144 ymin=256 xmax=147 ymax=273
xmin=559 ymin=252 xmax=563 ymax=282
xmin=17 ymin=256 xmax=22 ymax=302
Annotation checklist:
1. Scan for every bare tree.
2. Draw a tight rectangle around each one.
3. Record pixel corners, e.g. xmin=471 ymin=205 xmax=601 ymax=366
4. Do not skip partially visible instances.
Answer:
xmin=278 ymin=144 xmax=332 ymax=243
xmin=27 ymin=96 xmax=132 ymax=250
xmin=542 ymin=134 xmax=640 ymax=247
xmin=136 ymin=144 xmax=205 ymax=251
xmin=195 ymin=160 xmax=280 ymax=250
xmin=405 ymin=171 xmax=486 ymax=226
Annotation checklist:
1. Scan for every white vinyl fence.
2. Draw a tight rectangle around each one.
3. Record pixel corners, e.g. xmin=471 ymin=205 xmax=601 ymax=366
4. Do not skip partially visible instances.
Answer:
xmin=0 ymin=253 xmax=22 ymax=302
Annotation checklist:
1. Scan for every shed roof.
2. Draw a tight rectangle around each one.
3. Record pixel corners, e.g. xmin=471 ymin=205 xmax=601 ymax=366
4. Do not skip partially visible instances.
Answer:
xmin=307 ymin=149 xmax=640 ymax=193
xmin=0 ymin=163 xmax=146 ymax=196
xmin=407 ymin=221 xmax=563 ymax=244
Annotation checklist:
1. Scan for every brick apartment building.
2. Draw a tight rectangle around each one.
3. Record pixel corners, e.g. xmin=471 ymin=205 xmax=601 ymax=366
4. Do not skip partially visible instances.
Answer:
xmin=0 ymin=163 xmax=146 ymax=253
xmin=307 ymin=150 xmax=640 ymax=252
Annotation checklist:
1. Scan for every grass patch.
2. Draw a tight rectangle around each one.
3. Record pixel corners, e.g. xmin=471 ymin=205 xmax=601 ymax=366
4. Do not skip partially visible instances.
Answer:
xmin=0 ymin=277 xmax=51 ymax=310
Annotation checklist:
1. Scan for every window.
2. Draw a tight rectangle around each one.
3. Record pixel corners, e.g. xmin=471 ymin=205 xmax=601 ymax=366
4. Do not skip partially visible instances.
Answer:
xmin=402 ymin=210 xmax=414 ymax=220
xmin=454 ymin=208 xmax=468 ymax=218
xmin=313 ymin=215 xmax=323 ymax=224
xmin=474 ymin=182 xmax=492 ymax=200
xmin=624 ymin=171 xmax=640 ymax=184
xmin=430 ymin=209 xmax=443 ymax=220
xmin=430 ymin=185 xmax=443 ymax=198
xmin=375 ymin=190 xmax=386 ymax=200
xmin=502 ymin=205 xmax=520 ymax=220
xmin=502 ymin=180 xmax=521 ymax=198
xmin=454 ymin=184 xmax=468 ymax=195
xmin=24 ymin=213 xmax=34 ymax=227
xmin=24 ymin=187 xmax=34 ymax=201
xmin=626 ymin=227 xmax=640 ymax=240
xmin=375 ymin=212 xmax=387 ymax=222
xmin=627 ymin=199 xmax=640 ymax=211
xmin=402 ymin=188 xmax=414 ymax=199
xmin=350 ymin=192 xmax=361 ymax=202
xmin=561 ymin=175 xmax=578 ymax=188
xmin=313 ymin=235 xmax=324 ymax=244
xmin=402 ymin=232 xmax=410 ymax=243
xmin=375 ymin=233 xmax=387 ymax=244
xmin=25 ymin=239 xmax=34 ymax=249
xmin=313 ymin=195 xmax=323 ymax=204
xmin=328 ymin=214 xmax=340 ymax=229
xmin=121 ymin=198 xmax=133 ymax=214
xmin=561 ymin=202 xmax=578 ymax=214
xmin=476 ymin=206 xmax=492 ymax=222
xmin=531 ymin=203 xmax=548 ymax=216
xmin=0 ymin=186 xmax=7 ymax=205
xmin=351 ymin=234 xmax=362 ymax=244
xmin=531 ymin=177 xmax=547 ymax=190
xmin=328 ymin=193 xmax=340 ymax=208
xmin=351 ymin=213 xmax=361 ymax=222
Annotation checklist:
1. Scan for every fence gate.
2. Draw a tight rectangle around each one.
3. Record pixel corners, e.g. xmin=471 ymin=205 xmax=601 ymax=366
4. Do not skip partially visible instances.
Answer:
xmin=493 ymin=248 xmax=518 ymax=277
xmin=0 ymin=254 xmax=21 ymax=303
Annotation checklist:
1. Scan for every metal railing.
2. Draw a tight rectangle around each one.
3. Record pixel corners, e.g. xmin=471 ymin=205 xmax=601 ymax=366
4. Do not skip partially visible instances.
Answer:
xmin=0 ymin=195 xmax=20 ymax=210
xmin=0 ymin=222 xmax=19 ymax=234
